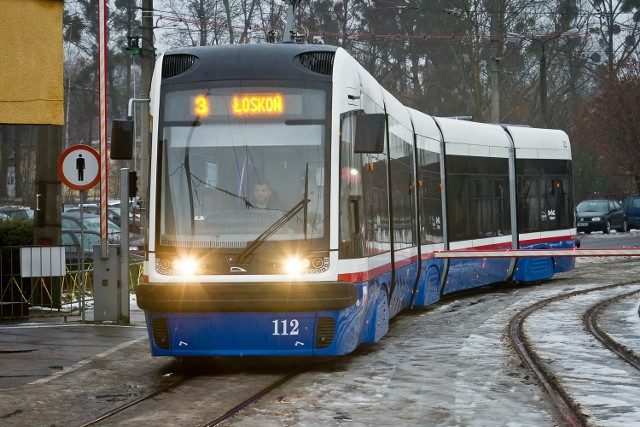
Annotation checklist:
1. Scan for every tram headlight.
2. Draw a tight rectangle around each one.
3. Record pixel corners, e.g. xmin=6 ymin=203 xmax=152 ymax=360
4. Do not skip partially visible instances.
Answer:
xmin=173 ymin=258 xmax=198 ymax=276
xmin=283 ymin=257 xmax=310 ymax=275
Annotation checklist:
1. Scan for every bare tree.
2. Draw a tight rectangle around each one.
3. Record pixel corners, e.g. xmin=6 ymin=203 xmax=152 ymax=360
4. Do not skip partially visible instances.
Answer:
xmin=157 ymin=0 xmax=260 ymax=46
xmin=572 ymin=60 xmax=640 ymax=198
xmin=588 ymin=0 xmax=640 ymax=73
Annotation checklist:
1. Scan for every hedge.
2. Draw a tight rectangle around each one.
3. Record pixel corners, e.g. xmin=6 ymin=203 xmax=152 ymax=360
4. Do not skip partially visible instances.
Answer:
xmin=0 ymin=220 xmax=34 ymax=247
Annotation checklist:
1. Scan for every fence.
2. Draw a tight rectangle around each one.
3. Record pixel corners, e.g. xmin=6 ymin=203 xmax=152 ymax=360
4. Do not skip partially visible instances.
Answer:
xmin=0 ymin=246 xmax=143 ymax=319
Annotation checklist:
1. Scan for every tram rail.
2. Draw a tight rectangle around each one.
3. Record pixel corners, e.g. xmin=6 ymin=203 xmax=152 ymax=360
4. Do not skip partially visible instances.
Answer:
xmin=508 ymin=281 xmax=640 ymax=427
xmin=79 ymin=361 xmax=317 ymax=426
xmin=583 ymin=288 xmax=640 ymax=370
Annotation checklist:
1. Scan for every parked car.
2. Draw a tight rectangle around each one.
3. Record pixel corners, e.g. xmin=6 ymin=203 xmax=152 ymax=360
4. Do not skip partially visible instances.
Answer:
xmin=62 ymin=212 xmax=121 ymax=242
xmin=62 ymin=212 xmax=145 ymax=256
xmin=65 ymin=204 xmax=123 ymax=227
xmin=61 ymin=229 xmax=101 ymax=264
xmin=576 ymin=199 xmax=626 ymax=234
xmin=0 ymin=206 xmax=34 ymax=221
xmin=62 ymin=229 xmax=142 ymax=263
xmin=623 ymin=195 xmax=640 ymax=230
xmin=65 ymin=202 xmax=141 ymax=230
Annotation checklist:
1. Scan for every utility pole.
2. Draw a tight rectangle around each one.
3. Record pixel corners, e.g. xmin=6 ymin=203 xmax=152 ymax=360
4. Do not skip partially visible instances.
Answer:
xmin=33 ymin=125 xmax=62 ymax=246
xmin=489 ymin=0 xmax=501 ymax=123
xmin=140 ymin=0 xmax=154 ymax=233
xmin=283 ymin=0 xmax=301 ymax=42
xmin=539 ymin=41 xmax=550 ymax=127
xmin=505 ymin=28 xmax=580 ymax=128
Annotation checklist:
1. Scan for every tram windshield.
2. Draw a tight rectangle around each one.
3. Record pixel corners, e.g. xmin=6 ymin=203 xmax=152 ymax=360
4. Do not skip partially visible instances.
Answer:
xmin=157 ymin=84 xmax=329 ymax=251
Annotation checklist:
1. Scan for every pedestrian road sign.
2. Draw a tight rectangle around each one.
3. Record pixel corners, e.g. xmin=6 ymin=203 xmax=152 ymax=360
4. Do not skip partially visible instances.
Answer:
xmin=58 ymin=145 xmax=100 ymax=191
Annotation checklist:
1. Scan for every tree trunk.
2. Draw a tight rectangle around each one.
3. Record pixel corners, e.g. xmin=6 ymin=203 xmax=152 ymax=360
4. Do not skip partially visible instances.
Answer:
xmin=33 ymin=125 xmax=62 ymax=246
xmin=0 ymin=126 xmax=9 ymax=198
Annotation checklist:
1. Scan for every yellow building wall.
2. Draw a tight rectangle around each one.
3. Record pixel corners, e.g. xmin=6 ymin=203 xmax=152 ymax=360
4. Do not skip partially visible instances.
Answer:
xmin=0 ymin=0 xmax=64 ymax=125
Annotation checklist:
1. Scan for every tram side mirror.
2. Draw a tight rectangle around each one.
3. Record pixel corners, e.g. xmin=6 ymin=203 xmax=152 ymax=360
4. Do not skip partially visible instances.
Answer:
xmin=110 ymin=118 xmax=134 ymax=160
xmin=354 ymin=113 xmax=385 ymax=154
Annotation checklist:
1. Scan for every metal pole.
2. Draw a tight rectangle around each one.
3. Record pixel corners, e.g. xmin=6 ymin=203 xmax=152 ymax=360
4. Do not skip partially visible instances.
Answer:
xmin=283 ymin=0 xmax=300 ymax=42
xmin=539 ymin=41 xmax=549 ymax=127
xmin=489 ymin=0 xmax=500 ymax=123
xmin=80 ymin=190 xmax=86 ymax=322
xmin=98 ymin=0 xmax=109 ymax=259
xmin=119 ymin=168 xmax=130 ymax=325
xmin=140 ymin=0 xmax=154 ymax=236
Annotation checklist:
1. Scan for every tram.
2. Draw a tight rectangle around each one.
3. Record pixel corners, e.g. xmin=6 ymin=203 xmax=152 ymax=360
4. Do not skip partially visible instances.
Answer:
xmin=118 ymin=43 xmax=576 ymax=356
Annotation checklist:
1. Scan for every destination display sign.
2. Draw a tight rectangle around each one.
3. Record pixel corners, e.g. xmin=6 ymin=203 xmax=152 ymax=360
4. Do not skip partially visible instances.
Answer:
xmin=191 ymin=93 xmax=289 ymax=118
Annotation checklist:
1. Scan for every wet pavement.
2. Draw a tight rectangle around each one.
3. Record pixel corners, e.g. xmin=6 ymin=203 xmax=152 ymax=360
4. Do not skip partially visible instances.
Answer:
xmin=0 ymin=296 xmax=149 ymax=390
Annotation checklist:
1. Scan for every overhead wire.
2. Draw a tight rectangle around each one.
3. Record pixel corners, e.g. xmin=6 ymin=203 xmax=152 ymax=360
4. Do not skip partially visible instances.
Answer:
xmin=141 ymin=1 xmax=621 ymax=64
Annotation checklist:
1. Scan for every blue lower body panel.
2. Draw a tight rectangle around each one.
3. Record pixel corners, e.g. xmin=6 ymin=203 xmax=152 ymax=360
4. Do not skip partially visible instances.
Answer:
xmin=512 ymin=257 xmax=554 ymax=282
xmin=145 ymin=307 xmax=365 ymax=356
xmin=514 ymin=240 xmax=576 ymax=282
xmin=412 ymin=261 xmax=445 ymax=307
xmin=140 ymin=280 xmax=393 ymax=356
xmin=443 ymin=257 xmax=512 ymax=295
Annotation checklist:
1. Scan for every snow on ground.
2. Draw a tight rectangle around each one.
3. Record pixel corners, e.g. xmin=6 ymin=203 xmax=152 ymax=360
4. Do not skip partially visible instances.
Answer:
xmin=526 ymin=284 xmax=640 ymax=426
xmin=227 ymin=257 xmax=640 ymax=426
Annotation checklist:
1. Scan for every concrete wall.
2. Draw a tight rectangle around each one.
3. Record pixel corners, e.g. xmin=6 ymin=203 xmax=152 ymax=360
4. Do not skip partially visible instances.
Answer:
xmin=0 ymin=0 xmax=64 ymax=125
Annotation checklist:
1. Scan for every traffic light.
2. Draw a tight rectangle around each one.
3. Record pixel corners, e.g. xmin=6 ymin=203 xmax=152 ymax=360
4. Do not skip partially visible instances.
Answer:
xmin=129 ymin=171 xmax=138 ymax=197
xmin=124 ymin=35 xmax=155 ymax=57
xmin=125 ymin=36 xmax=141 ymax=55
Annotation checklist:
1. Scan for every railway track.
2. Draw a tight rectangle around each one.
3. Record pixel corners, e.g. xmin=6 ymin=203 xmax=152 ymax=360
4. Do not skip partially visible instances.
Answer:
xmin=81 ymin=372 xmax=193 ymax=426
xmin=509 ymin=281 xmax=640 ymax=427
xmin=583 ymin=288 xmax=640 ymax=370
xmin=80 ymin=360 xmax=316 ymax=426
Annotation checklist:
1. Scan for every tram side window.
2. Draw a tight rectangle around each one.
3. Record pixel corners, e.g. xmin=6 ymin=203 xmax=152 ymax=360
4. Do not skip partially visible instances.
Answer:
xmin=517 ymin=175 xmax=540 ymax=232
xmin=339 ymin=112 xmax=366 ymax=259
xmin=362 ymin=155 xmax=391 ymax=256
xmin=388 ymin=117 xmax=416 ymax=249
xmin=516 ymin=159 xmax=573 ymax=232
xmin=354 ymin=94 xmax=391 ymax=257
xmin=416 ymin=136 xmax=442 ymax=245
xmin=446 ymin=155 xmax=510 ymax=241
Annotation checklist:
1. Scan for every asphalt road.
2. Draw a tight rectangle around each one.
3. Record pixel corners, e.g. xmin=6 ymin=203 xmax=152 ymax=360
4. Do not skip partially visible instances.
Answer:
xmin=578 ymin=230 xmax=640 ymax=249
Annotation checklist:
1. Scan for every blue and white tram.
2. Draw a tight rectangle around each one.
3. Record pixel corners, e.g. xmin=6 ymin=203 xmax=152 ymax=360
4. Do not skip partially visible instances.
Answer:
xmin=132 ymin=43 xmax=576 ymax=357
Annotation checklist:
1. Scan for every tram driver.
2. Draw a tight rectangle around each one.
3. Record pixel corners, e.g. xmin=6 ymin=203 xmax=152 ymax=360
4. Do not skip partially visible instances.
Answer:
xmin=251 ymin=181 xmax=280 ymax=209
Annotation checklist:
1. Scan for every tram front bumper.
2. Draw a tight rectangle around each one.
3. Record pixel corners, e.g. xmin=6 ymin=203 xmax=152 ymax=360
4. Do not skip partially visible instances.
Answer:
xmin=136 ymin=281 xmax=359 ymax=313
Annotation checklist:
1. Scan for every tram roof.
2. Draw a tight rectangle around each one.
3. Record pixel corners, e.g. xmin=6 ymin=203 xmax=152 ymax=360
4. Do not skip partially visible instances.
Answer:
xmin=407 ymin=108 xmax=440 ymax=141
xmin=504 ymin=126 xmax=572 ymax=160
xmin=433 ymin=117 xmax=511 ymax=157
xmin=160 ymin=43 xmax=338 ymax=83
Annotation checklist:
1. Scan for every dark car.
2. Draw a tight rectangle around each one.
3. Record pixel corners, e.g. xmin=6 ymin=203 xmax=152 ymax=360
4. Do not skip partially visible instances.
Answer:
xmin=623 ymin=195 xmax=640 ymax=230
xmin=576 ymin=199 xmax=626 ymax=234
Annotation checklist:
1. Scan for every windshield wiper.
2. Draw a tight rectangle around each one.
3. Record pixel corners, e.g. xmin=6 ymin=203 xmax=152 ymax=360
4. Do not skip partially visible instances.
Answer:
xmin=185 ymin=173 xmax=255 ymax=208
xmin=207 ymin=182 xmax=255 ymax=208
xmin=236 ymin=197 xmax=310 ymax=263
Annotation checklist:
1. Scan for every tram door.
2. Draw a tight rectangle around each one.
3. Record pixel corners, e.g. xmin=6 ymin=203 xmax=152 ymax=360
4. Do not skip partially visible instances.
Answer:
xmin=387 ymin=117 xmax=419 ymax=314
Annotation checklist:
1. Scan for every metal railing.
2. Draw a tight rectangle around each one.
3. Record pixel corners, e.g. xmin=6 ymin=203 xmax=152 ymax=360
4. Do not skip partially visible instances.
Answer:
xmin=0 ymin=246 xmax=143 ymax=319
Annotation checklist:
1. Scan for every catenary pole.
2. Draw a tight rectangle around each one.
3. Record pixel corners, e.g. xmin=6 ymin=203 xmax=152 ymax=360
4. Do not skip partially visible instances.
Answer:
xmin=139 ymin=0 xmax=154 ymax=235
xmin=98 ymin=0 xmax=109 ymax=258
